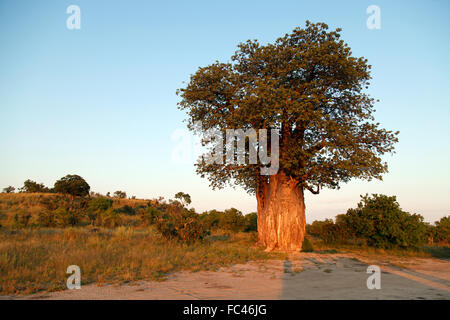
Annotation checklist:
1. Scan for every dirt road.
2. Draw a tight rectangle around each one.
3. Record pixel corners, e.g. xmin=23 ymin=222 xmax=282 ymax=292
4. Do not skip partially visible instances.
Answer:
xmin=5 ymin=253 xmax=450 ymax=300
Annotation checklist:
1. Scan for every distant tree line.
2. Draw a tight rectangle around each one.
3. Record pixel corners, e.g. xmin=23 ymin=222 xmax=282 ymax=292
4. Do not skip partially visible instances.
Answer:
xmin=2 ymin=178 xmax=448 ymax=247
xmin=2 ymin=176 xmax=132 ymax=201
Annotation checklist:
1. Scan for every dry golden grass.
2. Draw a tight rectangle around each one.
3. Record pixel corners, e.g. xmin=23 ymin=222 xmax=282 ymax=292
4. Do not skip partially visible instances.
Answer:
xmin=0 ymin=226 xmax=281 ymax=296
xmin=0 ymin=192 xmax=156 ymax=228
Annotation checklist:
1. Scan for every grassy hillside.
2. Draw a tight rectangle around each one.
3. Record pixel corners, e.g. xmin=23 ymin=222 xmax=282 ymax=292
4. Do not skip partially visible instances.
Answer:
xmin=0 ymin=193 xmax=281 ymax=295
xmin=0 ymin=192 xmax=153 ymax=228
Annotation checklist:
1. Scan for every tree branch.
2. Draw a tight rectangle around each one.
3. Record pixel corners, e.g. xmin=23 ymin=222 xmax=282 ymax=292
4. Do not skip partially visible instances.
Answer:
xmin=305 ymin=184 xmax=320 ymax=194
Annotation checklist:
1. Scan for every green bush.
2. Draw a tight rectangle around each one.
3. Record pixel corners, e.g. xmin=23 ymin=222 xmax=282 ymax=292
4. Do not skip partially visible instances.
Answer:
xmin=435 ymin=216 xmax=450 ymax=243
xmin=244 ymin=212 xmax=257 ymax=232
xmin=87 ymin=197 xmax=113 ymax=226
xmin=101 ymin=208 xmax=122 ymax=228
xmin=200 ymin=209 xmax=254 ymax=233
xmin=155 ymin=206 xmax=209 ymax=243
xmin=140 ymin=207 xmax=161 ymax=226
xmin=307 ymin=219 xmax=349 ymax=244
xmin=88 ymin=197 xmax=113 ymax=211
xmin=199 ymin=210 xmax=222 ymax=230
xmin=342 ymin=194 xmax=427 ymax=249
xmin=301 ymin=237 xmax=314 ymax=252
xmin=116 ymin=205 xmax=135 ymax=215
xmin=307 ymin=194 xmax=429 ymax=249
xmin=54 ymin=207 xmax=82 ymax=227
xmin=219 ymin=208 xmax=246 ymax=232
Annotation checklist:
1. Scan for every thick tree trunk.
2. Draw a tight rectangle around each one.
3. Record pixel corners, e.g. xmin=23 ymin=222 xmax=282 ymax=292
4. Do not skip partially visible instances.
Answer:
xmin=256 ymin=171 xmax=306 ymax=251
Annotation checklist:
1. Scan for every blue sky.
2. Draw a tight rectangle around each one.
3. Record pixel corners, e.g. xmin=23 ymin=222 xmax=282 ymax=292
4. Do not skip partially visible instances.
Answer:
xmin=0 ymin=0 xmax=449 ymax=222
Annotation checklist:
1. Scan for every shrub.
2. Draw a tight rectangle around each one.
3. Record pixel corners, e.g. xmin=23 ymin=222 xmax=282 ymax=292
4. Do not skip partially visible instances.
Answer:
xmin=54 ymin=207 xmax=82 ymax=227
xmin=435 ymin=216 xmax=450 ymax=243
xmin=101 ymin=208 xmax=122 ymax=228
xmin=244 ymin=212 xmax=257 ymax=232
xmin=307 ymin=219 xmax=349 ymax=244
xmin=219 ymin=208 xmax=246 ymax=232
xmin=117 ymin=205 xmax=135 ymax=215
xmin=88 ymin=197 xmax=113 ymax=211
xmin=199 ymin=210 xmax=222 ymax=230
xmin=306 ymin=194 xmax=429 ymax=249
xmin=140 ymin=206 xmax=161 ymax=226
xmin=155 ymin=206 xmax=209 ymax=243
xmin=343 ymin=194 xmax=427 ymax=249
xmin=87 ymin=197 xmax=113 ymax=225
xmin=19 ymin=180 xmax=50 ymax=193
xmin=301 ymin=237 xmax=314 ymax=252
xmin=424 ymin=222 xmax=438 ymax=244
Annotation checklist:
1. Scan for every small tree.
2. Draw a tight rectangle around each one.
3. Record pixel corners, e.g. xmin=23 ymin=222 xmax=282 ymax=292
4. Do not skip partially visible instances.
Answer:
xmin=19 ymin=180 xmax=49 ymax=193
xmin=2 ymin=186 xmax=15 ymax=193
xmin=174 ymin=192 xmax=192 ymax=207
xmin=54 ymin=175 xmax=90 ymax=208
xmin=113 ymin=190 xmax=127 ymax=199
xmin=435 ymin=216 xmax=450 ymax=243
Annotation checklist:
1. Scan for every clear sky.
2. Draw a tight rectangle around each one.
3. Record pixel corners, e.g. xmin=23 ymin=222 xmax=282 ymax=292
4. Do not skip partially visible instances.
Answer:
xmin=0 ymin=0 xmax=449 ymax=223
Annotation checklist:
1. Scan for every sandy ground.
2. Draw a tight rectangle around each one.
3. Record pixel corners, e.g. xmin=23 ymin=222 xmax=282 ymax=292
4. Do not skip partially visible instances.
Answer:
xmin=4 ymin=253 xmax=450 ymax=300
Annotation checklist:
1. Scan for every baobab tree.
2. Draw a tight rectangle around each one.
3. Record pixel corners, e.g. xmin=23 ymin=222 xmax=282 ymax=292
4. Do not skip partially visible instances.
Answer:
xmin=177 ymin=21 xmax=398 ymax=251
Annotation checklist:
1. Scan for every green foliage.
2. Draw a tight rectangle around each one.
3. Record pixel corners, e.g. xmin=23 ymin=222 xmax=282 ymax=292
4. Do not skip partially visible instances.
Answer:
xmin=113 ymin=191 xmax=127 ymax=199
xmin=102 ymin=208 xmax=122 ymax=228
xmin=2 ymin=186 xmax=15 ymax=193
xmin=200 ymin=210 xmax=222 ymax=230
xmin=220 ymin=208 xmax=246 ymax=232
xmin=19 ymin=180 xmax=49 ymax=193
xmin=174 ymin=192 xmax=192 ymax=206
xmin=301 ymin=237 xmax=314 ymax=252
xmin=435 ymin=216 xmax=450 ymax=243
xmin=244 ymin=212 xmax=257 ymax=232
xmin=343 ymin=194 xmax=427 ymax=248
xmin=308 ymin=194 xmax=428 ymax=249
xmin=117 ymin=205 xmax=136 ymax=215
xmin=200 ymin=209 xmax=256 ymax=233
xmin=87 ymin=197 xmax=113 ymax=225
xmin=88 ymin=197 xmax=113 ymax=212
xmin=54 ymin=175 xmax=90 ymax=198
xmin=307 ymin=218 xmax=348 ymax=244
xmin=155 ymin=206 xmax=209 ymax=243
xmin=53 ymin=207 xmax=82 ymax=227
xmin=177 ymin=21 xmax=398 ymax=194
xmin=140 ymin=206 xmax=161 ymax=226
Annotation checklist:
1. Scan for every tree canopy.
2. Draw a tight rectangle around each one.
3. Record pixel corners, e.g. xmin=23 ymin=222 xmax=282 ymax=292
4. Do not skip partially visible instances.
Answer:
xmin=113 ymin=190 xmax=127 ymax=199
xmin=178 ymin=21 xmax=398 ymax=195
xmin=174 ymin=192 xmax=192 ymax=206
xmin=2 ymin=186 xmax=15 ymax=193
xmin=53 ymin=174 xmax=90 ymax=198
xmin=19 ymin=180 xmax=49 ymax=193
